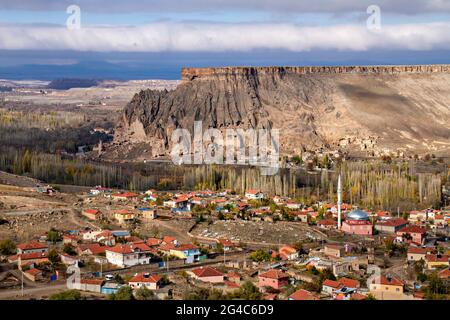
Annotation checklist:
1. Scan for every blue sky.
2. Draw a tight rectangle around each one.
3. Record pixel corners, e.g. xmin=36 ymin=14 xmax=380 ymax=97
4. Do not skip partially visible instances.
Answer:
xmin=0 ymin=0 xmax=449 ymax=79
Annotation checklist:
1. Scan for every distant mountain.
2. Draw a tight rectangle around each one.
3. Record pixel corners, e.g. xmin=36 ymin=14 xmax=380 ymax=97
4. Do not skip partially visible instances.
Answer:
xmin=47 ymin=78 xmax=100 ymax=90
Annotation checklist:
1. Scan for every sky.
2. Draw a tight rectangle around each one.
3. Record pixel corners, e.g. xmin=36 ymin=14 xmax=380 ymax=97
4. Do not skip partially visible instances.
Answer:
xmin=0 ymin=0 xmax=449 ymax=79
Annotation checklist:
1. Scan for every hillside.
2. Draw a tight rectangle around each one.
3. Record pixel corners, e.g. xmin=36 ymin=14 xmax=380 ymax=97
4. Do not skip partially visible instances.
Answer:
xmin=109 ymin=65 xmax=450 ymax=160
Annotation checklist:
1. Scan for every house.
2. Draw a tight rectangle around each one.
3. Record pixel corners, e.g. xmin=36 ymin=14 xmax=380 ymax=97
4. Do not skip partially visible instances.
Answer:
xmin=190 ymin=267 xmax=224 ymax=283
xmin=105 ymin=244 xmax=152 ymax=268
xmin=78 ymin=279 xmax=105 ymax=293
xmin=9 ymin=252 xmax=49 ymax=267
xmin=128 ymin=273 xmax=162 ymax=290
xmin=322 ymin=279 xmax=342 ymax=295
xmin=146 ymin=238 xmax=163 ymax=247
xmin=317 ymin=219 xmax=337 ymax=230
xmin=407 ymin=246 xmax=435 ymax=262
xmin=324 ymin=244 xmax=345 ymax=258
xmin=285 ymin=201 xmax=301 ymax=210
xmin=82 ymin=209 xmax=101 ymax=221
xmin=338 ymin=277 xmax=360 ymax=289
xmin=63 ymin=234 xmax=79 ymax=246
xmin=162 ymin=236 xmax=178 ymax=245
xmin=77 ymin=243 xmax=107 ymax=256
xmin=112 ymin=192 xmax=139 ymax=201
xmin=375 ymin=218 xmax=408 ymax=233
xmin=90 ymin=186 xmax=112 ymax=196
xmin=292 ymin=211 xmax=309 ymax=223
xmin=101 ymin=282 xmax=123 ymax=295
xmin=425 ymin=254 xmax=449 ymax=270
xmin=341 ymin=220 xmax=373 ymax=236
xmin=438 ymin=268 xmax=450 ymax=280
xmin=278 ymin=245 xmax=299 ymax=261
xmin=140 ymin=208 xmax=157 ymax=220
xmin=159 ymin=243 xmax=200 ymax=263
xmin=23 ymin=268 xmax=43 ymax=282
xmin=226 ymin=271 xmax=241 ymax=284
xmin=17 ymin=242 xmax=48 ymax=255
xmin=322 ymin=277 xmax=360 ymax=295
xmin=369 ymin=275 xmax=404 ymax=300
xmin=258 ymin=269 xmax=289 ymax=289
xmin=245 ymin=189 xmax=264 ymax=200
xmin=396 ymin=226 xmax=427 ymax=245
xmin=95 ymin=230 xmax=116 ymax=246
xmin=288 ymin=289 xmax=319 ymax=300
xmin=217 ymin=239 xmax=237 ymax=252
xmin=113 ymin=210 xmax=136 ymax=224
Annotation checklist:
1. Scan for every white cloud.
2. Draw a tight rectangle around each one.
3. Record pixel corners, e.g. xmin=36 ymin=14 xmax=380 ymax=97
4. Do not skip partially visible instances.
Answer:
xmin=0 ymin=22 xmax=450 ymax=52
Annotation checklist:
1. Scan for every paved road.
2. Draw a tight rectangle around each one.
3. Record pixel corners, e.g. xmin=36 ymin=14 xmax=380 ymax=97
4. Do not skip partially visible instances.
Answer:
xmin=0 ymin=283 xmax=67 ymax=299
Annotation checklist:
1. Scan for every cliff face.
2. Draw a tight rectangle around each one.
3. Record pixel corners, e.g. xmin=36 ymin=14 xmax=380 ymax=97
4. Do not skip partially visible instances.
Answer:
xmin=111 ymin=65 xmax=450 ymax=160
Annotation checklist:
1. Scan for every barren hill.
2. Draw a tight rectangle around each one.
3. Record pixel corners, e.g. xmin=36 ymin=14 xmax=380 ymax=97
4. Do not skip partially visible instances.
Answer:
xmin=110 ymin=65 xmax=450 ymax=160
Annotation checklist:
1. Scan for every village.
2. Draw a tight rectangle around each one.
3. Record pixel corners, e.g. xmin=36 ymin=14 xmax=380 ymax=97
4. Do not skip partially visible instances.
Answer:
xmin=0 ymin=182 xmax=449 ymax=301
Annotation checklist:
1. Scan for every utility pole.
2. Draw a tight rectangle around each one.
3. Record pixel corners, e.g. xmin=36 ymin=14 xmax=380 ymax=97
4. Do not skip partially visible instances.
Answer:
xmin=21 ymin=271 xmax=24 ymax=297
xmin=166 ymin=255 xmax=169 ymax=272
xmin=337 ymin=174 xmax=342 ymax=229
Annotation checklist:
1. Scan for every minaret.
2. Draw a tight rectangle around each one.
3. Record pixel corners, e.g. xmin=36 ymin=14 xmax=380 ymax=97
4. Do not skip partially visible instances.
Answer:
xmin=337 ymin=174 xmax=342 ymax=229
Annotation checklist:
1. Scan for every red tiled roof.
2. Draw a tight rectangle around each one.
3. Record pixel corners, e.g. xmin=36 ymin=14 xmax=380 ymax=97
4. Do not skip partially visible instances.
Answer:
xmin=322 ymin=279 xmax=341 ymax=289
xmin=289 ymin=289 xmax=319 ymax=300
xmin=318 ymin=219 xmax=337 ymax=226
xmin=84 ymin=209 xmax=100 ymax=215
xmin=80 ymin=278 xmax=104 ymax=285
xmin=218 ymin=239 xmax=235 ymax=247
xmin=18 ymin=252 xmax=49 ymax=260
xmin=224 ymin=280 xmax=239 ymax=289
xmin=374 ymin=275 xmax=404 ymax=286
xmin=78 ymin=243 xmax=107 ymax=255
xmin=146 ymin=238 xmax=163 ymax=246
xmin=376 ymin=218 xmax=408 ymax=227
xmin=246 ymin=189 xmax=261 ymax=195
xmin=128 ymin=273 xmax=162 ymax=284
xmin=112 ymin=192 xmax=138 ymax=198
xmin=163 ymin=236 xmax=177 ymax=244
xmin=350 ymin=293 xmax=367 ymax=300
xmin=438 ymin=268 xmax=450 ymax=279
xmin=338 ymin=277 xmax=360 ymax=288
xmin=17 ymin=241 xmax=48 ymax=251
xmin=425 ymin=254 xmax=449 ymax=263
xmin=407 ymin=246 xmax=433 ymax=254
xmin=25 ymin=268 xmax=42 ymax=276
xmin=397 ymin=225 xmax=427 ymax=234
xmin=159 ymin=243 xmax=198 ymax=252
xmin=259 ymin=269 xmax=288 ymax=280
xmin=191 ymin=266 xmax=224 ymax=278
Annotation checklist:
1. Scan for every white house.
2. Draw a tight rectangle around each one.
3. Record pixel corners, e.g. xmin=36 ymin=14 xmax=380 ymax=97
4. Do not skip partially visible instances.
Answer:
xmin=105 ymin=245 xmax=151 ymax=268
xmin=245 ymin=189 xmax=264 ymax=200
xmin=128 ymin=273 xmax=162 ymax=290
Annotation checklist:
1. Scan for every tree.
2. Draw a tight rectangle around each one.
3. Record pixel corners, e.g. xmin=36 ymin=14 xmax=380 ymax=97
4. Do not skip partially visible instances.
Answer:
xmin=248 ymin=249 xmax=271 ymax=262
xmin=0 ymin=239 xmax=16 ymax=255
xmin=217 ymin=212 xmax=225 ymax=220
xmin=365 ymin=293 xmax=377 ymax=300
xmin=135 ymin=286 xmax=157 ymax=300
xmin=235 ymin=281 xmax=262 ymax=300
xmin=47 ymin=228 xmax=62 ymax=243
xmin=49 ymin=290 xmax=82 ymax=300
xmin=63 ymin=244 xmax=77 ymax=256
xmin=109 ymin=286 xmax=135 ymax=300
xmin=48 ymin=248 xmax=60 ymax=265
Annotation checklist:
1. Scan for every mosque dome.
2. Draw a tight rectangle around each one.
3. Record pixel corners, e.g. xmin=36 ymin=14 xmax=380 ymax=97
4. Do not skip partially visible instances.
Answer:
xmin=346 ymin=209 xmax=369 ymax=220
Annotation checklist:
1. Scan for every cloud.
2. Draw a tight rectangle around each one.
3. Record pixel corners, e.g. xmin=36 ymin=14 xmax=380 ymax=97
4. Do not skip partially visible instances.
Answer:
xmin=0 ymin=21 xmax=449 ymax=52
xmin=1 ymin=0 xmax=450 ymax=15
